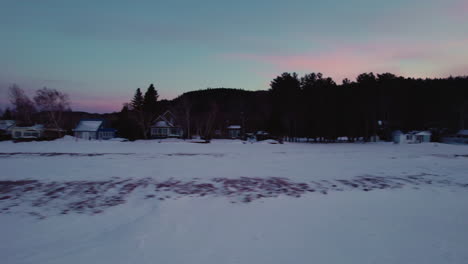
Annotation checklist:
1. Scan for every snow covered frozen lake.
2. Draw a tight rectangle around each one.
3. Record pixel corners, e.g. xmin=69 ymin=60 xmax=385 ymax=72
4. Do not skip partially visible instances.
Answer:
xmin=1 ymin=138 xmax=468 ymax=264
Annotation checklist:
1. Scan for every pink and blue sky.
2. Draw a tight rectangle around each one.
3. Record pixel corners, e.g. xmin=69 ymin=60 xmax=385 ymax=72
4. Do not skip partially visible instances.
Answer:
xmin=1 ymin=0 xmax=467 ymax=113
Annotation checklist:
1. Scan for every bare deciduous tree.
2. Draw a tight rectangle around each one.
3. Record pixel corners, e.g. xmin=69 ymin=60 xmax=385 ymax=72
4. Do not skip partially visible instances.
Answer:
xmin=8 ymin=84 xmax=36 ymax=124
xmin=34 ymin=87 xmax=71 ymax=134
xmin=199 ymin=102 xmax=218 ymax=142
xmin=181 ymin=96 xmax=192 ymax=139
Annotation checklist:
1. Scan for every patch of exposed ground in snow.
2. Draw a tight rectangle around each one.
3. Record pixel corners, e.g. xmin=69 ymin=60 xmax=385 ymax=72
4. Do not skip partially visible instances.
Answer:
xmin=1 ymin=173 xmax=467 ymax=219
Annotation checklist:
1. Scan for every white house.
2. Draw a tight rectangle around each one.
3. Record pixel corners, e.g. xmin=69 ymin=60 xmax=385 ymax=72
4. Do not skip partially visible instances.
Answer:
xmin=0 ymin=120 xmax=15 ymax=136
xmin=227 ymin=125 xmax=242 ymax=139
xmin=392 ymin=130 xmax=431 ymax=144
xmin=441 ymin=130 xmax=468 ymax=144
xmin=412 ymin=131 xmax=431 ymax=143
xmin=73 ymin=119 xmax=116 ymax=140
xmin=11 ymin=124 xmax=44 ymax=139
xmin=150 ymin=111 xmax=183 ymax=138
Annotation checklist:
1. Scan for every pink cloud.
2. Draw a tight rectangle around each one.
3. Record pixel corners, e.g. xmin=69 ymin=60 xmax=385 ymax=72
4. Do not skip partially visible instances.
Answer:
xmin=224 ymin=48 xmax=402 ymax=82
xmin=447 ymin=0 xmax=468 ymax=20
xmin=70 ymin=92 xmax=128 ymax=113
xmin=71 ymin=99 xmax=125 ymax=113
xmin=221 ymin=39 xmax=468 ymax=82
xmin=70 ymin=89 xmax=179 ymax=114
xmin=442 ymin=64 xmax=468 ymax=77
xmin=459 ymin=0 xmax=468 ymax=10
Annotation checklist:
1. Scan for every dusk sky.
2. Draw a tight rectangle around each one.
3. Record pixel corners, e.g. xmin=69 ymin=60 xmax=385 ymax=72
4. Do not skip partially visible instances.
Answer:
xmin=1 ymin=0 xmax=467 ymax=113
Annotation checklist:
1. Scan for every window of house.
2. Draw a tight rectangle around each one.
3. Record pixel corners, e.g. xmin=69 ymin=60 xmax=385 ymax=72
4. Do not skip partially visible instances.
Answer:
xmin=157 ymin=128 xmax=166 ymax=135
xmin=100 ymin=132 xmax=112 ymax=138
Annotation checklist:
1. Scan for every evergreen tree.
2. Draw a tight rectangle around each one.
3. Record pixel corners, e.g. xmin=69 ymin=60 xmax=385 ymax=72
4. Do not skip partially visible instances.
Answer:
xmin=131 ymin=88 xmax=144 ymax=110
xmin=269 ymin=72 xmax=301 ymax=139
xmin=143 ymin=84 xmax=159 ymax=113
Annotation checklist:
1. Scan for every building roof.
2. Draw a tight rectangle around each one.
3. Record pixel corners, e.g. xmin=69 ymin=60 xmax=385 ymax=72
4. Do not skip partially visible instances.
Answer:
xmin=414 ymin=131 xmax=431 ymax=136
xmin=457 ymin=130 xmax=468 ymax=135
xmin=154 ymin=120 xmax=173 ymax=128
xmin=152 ymin=111 xmax=179 ymax=128
xmin=227 ymin=125 xmax=241 ymax=129
xmin=0 ymin=120 xmax=15 ymax=130
xmin=73 ymin=120 xmax=103 ymax=132
xmin=11 ymin=124 xmax=44 ymax=131
xmin=393 ymin=130 xmax=431 ymax=136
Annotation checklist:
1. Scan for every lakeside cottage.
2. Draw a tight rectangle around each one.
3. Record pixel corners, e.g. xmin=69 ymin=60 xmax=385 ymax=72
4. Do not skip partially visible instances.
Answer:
xmin=150 ymin=111 xmax=183 ymax=138
xmin=392 ymin=130 xmax=431 ymax=144
xmin=73 ymin=119 xmax=116 ymax=140
xmin=10 ymin=124 xmax=44 ymax=139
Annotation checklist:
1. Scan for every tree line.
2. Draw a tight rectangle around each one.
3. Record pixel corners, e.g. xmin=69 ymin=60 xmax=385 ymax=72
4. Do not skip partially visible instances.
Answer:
xmin=268 ymin=72 xmax=468 ymax=142
xmin=3 ymin=72 xmax=468 ymax=142
xmin=113 ymin=73 xmax=468 ymax=142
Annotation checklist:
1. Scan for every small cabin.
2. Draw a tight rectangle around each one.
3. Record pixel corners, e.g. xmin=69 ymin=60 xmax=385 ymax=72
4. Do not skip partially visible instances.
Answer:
xmin=392 ymin=130 xmax=431 ymax=144
xmin=227 ymin=125 xmax=242 ymax=139
xmin=150 ymin=111 xmax=183 ymax=138
xmin=73 ymin=119 xmax=116 ymax=140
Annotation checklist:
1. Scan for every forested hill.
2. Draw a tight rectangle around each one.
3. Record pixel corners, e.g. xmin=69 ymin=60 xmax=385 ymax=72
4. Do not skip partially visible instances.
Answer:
xmin=171 ymin=88 xmax=272 ymax=135
xmin=174 ymin=88 xmax=269 ymax=114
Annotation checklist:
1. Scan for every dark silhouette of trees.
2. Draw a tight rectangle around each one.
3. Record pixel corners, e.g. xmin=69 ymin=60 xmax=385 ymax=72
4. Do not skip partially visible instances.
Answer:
xmin=1 ymin=108 xmax=12 ymax=119
xmin=34 ymin=87 xmax=71 ymax=134
xmin=114 ymin=104 xmax=140 ymax=140
xmin=127 ymin=84 xmax=161 ymax=139
xmin=3 ymin=72 xmax=467 ymax=142
xmin=176 ymin=95 xmax=192 ymax=139
xmin=143 ymin=84 xmax=159 ymax=114
xmin=269 ymin=72 xmax=301 ymax=140
xmin=299 ymin=73 xmax=337 ymax=142
xmin=171 ymin=88 xmax=271 ymax=140
xmin=131 ymin=88 xmax=144 ymax=111
xmin=8 ymin=84 xmax=36 ymax=125
xmin=106 ymin=74 xmax=468 ymax=142
xmin=264 ymin=72 xmax=468 ymax=142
